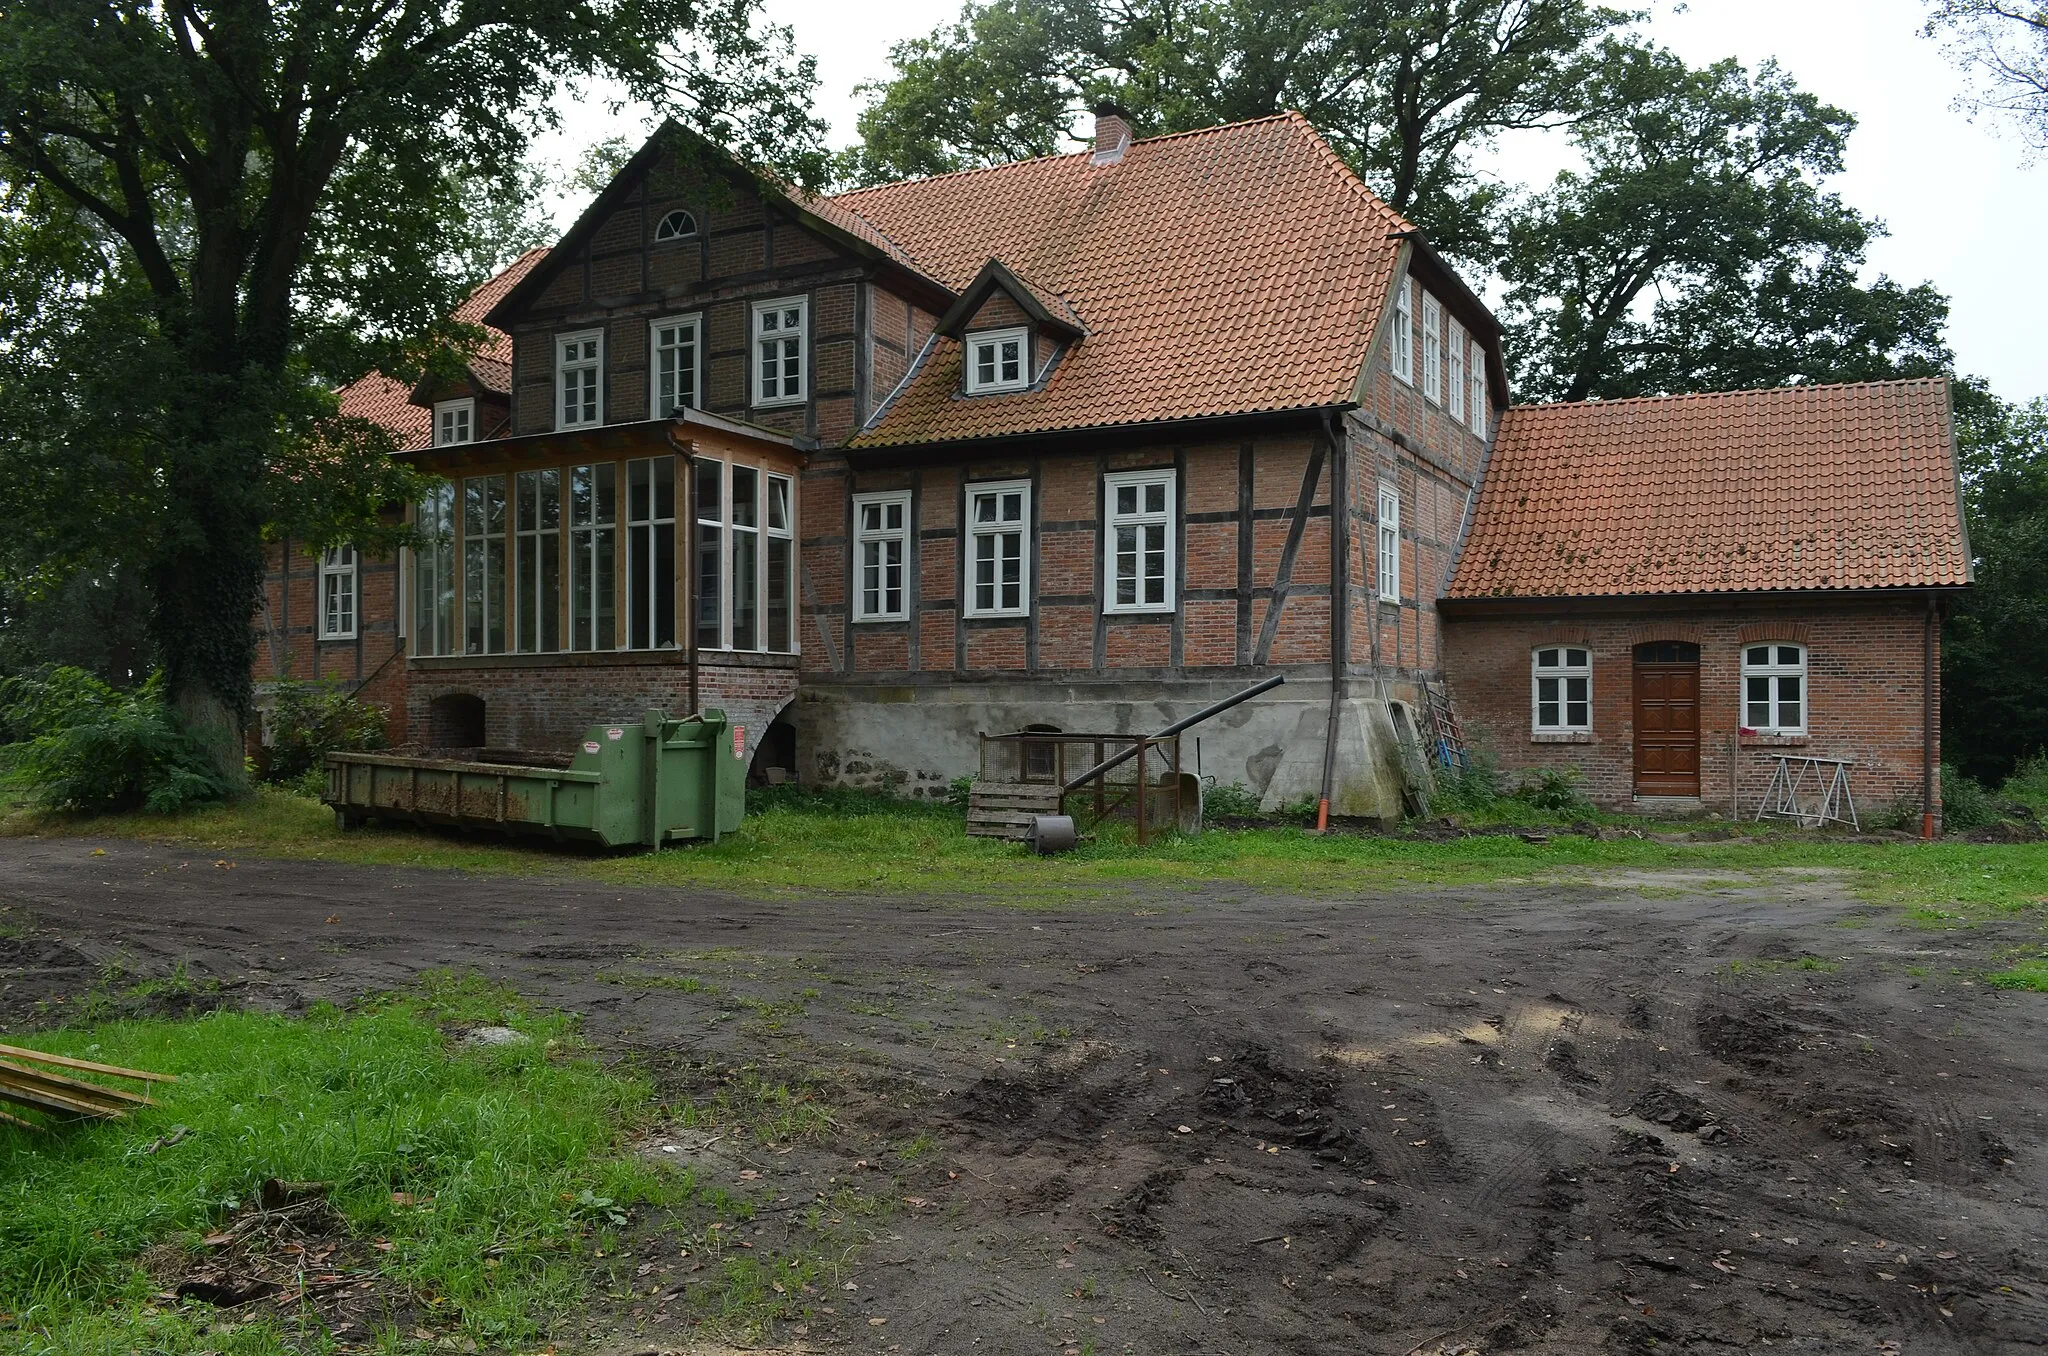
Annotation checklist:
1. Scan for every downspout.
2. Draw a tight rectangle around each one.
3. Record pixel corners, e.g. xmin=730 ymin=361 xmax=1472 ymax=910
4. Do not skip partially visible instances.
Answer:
xmin=666 ymin=424 xmax=700 ymax=716
xmin=1923 ymin=594 xmax=1937 ymax=839
xmin=1317 ymin=411 xmax=1348 ymax=832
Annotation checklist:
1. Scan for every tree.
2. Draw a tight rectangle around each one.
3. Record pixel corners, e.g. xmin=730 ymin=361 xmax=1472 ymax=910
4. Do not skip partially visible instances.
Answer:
xmin=841 ymin=0 xmax=1625 ymax=252
xmin=1944 ymin=382 xmax=2048 ymax=783
xmin=1495 ymin=43 xmax=1953 ymax=402
xmin=1925 ymin=1 xmax=2048 ymax=150
xmin=0 ymin=0 xmax=828 ymax=784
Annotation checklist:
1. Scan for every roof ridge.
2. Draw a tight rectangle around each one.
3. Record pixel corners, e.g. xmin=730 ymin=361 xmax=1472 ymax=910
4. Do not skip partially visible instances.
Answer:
xmin=1507 ymin=375 xmax=1949 ymax=415
xmin=829 ymin=110 xmax=1310 ymax=203
xmin=1274 ymin=109 xmax=1416 ymax=235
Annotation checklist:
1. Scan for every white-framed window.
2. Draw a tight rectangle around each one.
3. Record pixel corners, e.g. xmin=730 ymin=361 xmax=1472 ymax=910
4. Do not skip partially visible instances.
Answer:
xmin=696 ymin=460 xmax=798 ymax=651
xmin=434 ymin=398 xmax=474 ymax=448
xmin=965 ymin=327 xmax=1030 ymax=394
xmin=319 ymin=545 xmax=357 ymax=640
xmin=1446 ymin=317 xmax=1465 ymax=422
xmin=653 ymin=209 xmax=698 ymax=241
xmin=1391 ymin=278 xmax=1413 ymax=384
xmin=1533 ymin=646 xmax=1592 ymax=732
xmin=567 ymin=463 xmax=617 ymax=652
xmin=1743 ymin=643 xmax=1807 ymax=735
xmin=626 ymin=456 xmax=676 ymax=649
xmin=1421 ymin=293 xmax=1442 ymax=403
xmin=752 ymin=296 xmax=808 ymax=407
xmin=557 ymin=329 xmax=603 ymax=429
xmin=462 ymin=475 xmax=507 ymax=654
xmin=1376 ymin=482 xmax=1401 ymax=603
xmin=650 ymin=314 xmax=701 ymax=418
xmin=966 ymin=480 xmax=1031 ymax=617
xmin=514 ymin=468 xmax=562 ymax=653
xmin=1103 ymin=468 xmax=1176 ymax=613
xmin=412 ymin=485 xmax=457 ymax=657
xmin=852 ymin=490 xmax=911 ymax=621
xmin=1469 ymin=339 xmax=1488 ymax=435
xmin=766 ymin=472 xmax=795 ymax=653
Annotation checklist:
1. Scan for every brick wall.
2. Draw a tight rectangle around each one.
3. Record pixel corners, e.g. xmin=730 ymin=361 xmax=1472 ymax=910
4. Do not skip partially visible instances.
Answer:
xmin=1440 ymin=600 xmax=1942 ymax=819
xmin=405 ymin=657 xmax=797 ymax=769
xmin=253 ymin=536 xmax=412 ymax=743
xmin=800 ymin=428 xmax=1344 ymax=679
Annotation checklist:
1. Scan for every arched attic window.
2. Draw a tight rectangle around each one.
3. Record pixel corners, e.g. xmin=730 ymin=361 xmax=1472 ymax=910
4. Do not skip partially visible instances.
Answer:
xmin=654 ymin=209 xmax=699 ymax=242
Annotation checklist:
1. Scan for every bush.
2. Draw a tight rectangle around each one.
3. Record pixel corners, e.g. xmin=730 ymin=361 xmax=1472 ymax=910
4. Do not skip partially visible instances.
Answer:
xmin=2002 ymin=753 xmax=2048 ymax=816
xmin=1202 ymin=780 xmax=1264 ymax=821
xmin=1428 ymin=754 xmax=1502 ymax=815
xmin=260 ymin=679 xmax=386 ymax=784
xmin=0 ymin=668 xmax=230 ymax=814
xmin=1941 ymin=764 xmax=1998 ymax=832
xmin=1511 ymin=765 xmax=1595 ymax=817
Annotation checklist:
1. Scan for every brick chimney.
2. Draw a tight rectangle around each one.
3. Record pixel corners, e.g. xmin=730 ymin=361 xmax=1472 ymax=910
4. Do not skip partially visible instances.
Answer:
xmin=1090 ymin=102 xmax=1131 ymax=165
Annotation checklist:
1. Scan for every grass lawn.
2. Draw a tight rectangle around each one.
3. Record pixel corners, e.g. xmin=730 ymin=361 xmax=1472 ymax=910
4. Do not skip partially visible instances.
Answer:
xmin=7 ymin=784 xmax=2048 ymax=922
xmin=0 ymin=973 xmax=861 ymax=1354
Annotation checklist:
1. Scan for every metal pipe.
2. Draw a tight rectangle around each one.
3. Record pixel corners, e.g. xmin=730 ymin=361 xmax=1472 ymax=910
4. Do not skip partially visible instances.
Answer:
xmin=1061 ymin=674 xmax=1286 ymax=794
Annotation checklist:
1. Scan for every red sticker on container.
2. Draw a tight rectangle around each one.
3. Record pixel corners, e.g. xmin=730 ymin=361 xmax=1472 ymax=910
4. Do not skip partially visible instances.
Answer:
xmin=606 ymin=727 xmax=624 ymax=741
xmin=733 ymin=725 xmax=746 ymax=759
xmin=582 ymin=740 xmax=601 ymax=754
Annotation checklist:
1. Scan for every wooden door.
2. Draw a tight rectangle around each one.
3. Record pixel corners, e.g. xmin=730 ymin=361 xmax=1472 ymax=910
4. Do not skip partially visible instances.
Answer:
xmin=1633 ymin=641 xmax=1701 ymax=796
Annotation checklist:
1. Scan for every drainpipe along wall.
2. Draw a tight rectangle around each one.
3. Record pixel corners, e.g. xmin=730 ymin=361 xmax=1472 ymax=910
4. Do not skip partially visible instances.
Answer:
xmin=1317 ymin=411 xmax=1347 ymax=830
xmin=1922 ymin=594 xmax=1937 ymax=839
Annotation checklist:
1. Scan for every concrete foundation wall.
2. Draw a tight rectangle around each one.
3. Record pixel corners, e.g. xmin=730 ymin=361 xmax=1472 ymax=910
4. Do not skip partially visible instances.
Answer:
xmin=793 ymin=672 xmax=1411 ymax=819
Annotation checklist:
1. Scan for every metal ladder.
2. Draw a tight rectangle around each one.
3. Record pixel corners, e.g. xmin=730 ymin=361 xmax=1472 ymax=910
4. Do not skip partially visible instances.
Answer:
xmin=1421 ymin=681 xmax=1470 ymax=773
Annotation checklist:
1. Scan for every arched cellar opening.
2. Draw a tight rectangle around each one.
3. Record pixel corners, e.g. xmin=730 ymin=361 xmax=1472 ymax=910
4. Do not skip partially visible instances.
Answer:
xmin=427 ymin=693 xmax=485 ymax=750
xmin=750 ymin=717 xmax=798 ymax=787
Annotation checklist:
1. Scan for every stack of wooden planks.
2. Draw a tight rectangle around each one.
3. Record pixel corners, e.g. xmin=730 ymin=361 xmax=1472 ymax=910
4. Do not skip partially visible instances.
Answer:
xmin=0 ymin=1041 xmax=175 ymax=1130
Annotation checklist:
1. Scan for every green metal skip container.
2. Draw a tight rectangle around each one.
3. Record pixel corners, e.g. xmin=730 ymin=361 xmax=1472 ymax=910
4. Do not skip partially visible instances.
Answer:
xmin=322 ymin=709 xmax=747 ymax=849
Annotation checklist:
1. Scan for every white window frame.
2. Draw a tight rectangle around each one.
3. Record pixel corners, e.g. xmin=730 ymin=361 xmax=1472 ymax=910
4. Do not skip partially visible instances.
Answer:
xmin=1376 ymin=482 xmax=1401 ymax=603
xmin=965 ymin=479 xmax=1032 ymax=618
xmin=1742 ymin=643 xmax=1809 ymax=735
xmin=965 ymin=327 xmax=1031 ymax=394
xmin=1532 ymin=646 xmax=1593 ymax=733
xmin=653 ymin=209 xmax=698 ymax=241
xmin=752 ymin=296 xmax=809 ymax=409
xmin=852 ymin=490 xmax=911 ymax=622
xmin=1421 ymin=293 xmax=1442 ymax=403
xmin=319 ymin=545 xmax=357 ymax=640
xmin=1469 ymin=338 xmax=1488 ymax=435
xmin=556 ymin=328 xmax=604 ymax=430
xmin=765 ymin=471 xmax=797 ymax=654
xmin=649 ymin=313 xmax=702 ymax=419
xmin=1446 ymin=317 xmax=1465 ymax=422
xmin=1391 ymin=278 xmax=1413 ymax=385
xmin=1102 ymin=468 xmax=1177 ymax=615
xmin=434 ymin=398 xmax=474 ymax=448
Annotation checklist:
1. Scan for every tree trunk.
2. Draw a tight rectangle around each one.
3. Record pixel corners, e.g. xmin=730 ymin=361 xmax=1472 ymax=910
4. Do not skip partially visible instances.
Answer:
xmin=150 ymin=369 xmax=273 ymax=793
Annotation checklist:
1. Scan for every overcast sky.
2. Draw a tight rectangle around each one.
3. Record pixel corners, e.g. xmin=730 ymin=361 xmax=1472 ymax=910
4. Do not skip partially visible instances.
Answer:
xmin=549 ymin=0 xmax=2045 ymax=402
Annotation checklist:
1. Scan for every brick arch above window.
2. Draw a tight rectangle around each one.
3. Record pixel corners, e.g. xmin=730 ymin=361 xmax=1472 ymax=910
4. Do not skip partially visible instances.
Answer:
xmin=1529 ymin=628 xmax=1594 ymax=649
xmin=1626 ymin=623 xmax=1704 ymax=646
xmin=1737 ymin=620 xmax=1813 ymax=645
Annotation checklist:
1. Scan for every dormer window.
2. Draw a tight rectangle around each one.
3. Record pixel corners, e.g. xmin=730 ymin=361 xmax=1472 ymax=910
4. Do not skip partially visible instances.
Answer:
xmin=434 ymin=398 xmax=474 ymax=447
xmin=966 ymin=327 xmax=1029 ymax=394
xmin=654 ymin=209 xmax=698 ymax=241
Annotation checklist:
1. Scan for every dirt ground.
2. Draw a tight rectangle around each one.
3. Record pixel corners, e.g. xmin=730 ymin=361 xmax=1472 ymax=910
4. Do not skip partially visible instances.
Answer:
xmin=4 ymin=837 xmax=2047 ymax=1355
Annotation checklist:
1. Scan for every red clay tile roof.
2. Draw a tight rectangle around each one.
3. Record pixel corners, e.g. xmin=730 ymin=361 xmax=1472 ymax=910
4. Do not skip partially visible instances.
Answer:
xmin=835 ymin=112 xmax=1413 ymax=448
xmin=1446 ymin=378 xmax=1970 ymax=599
xmin=335 ymin=248 xmax=546 ymax=448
